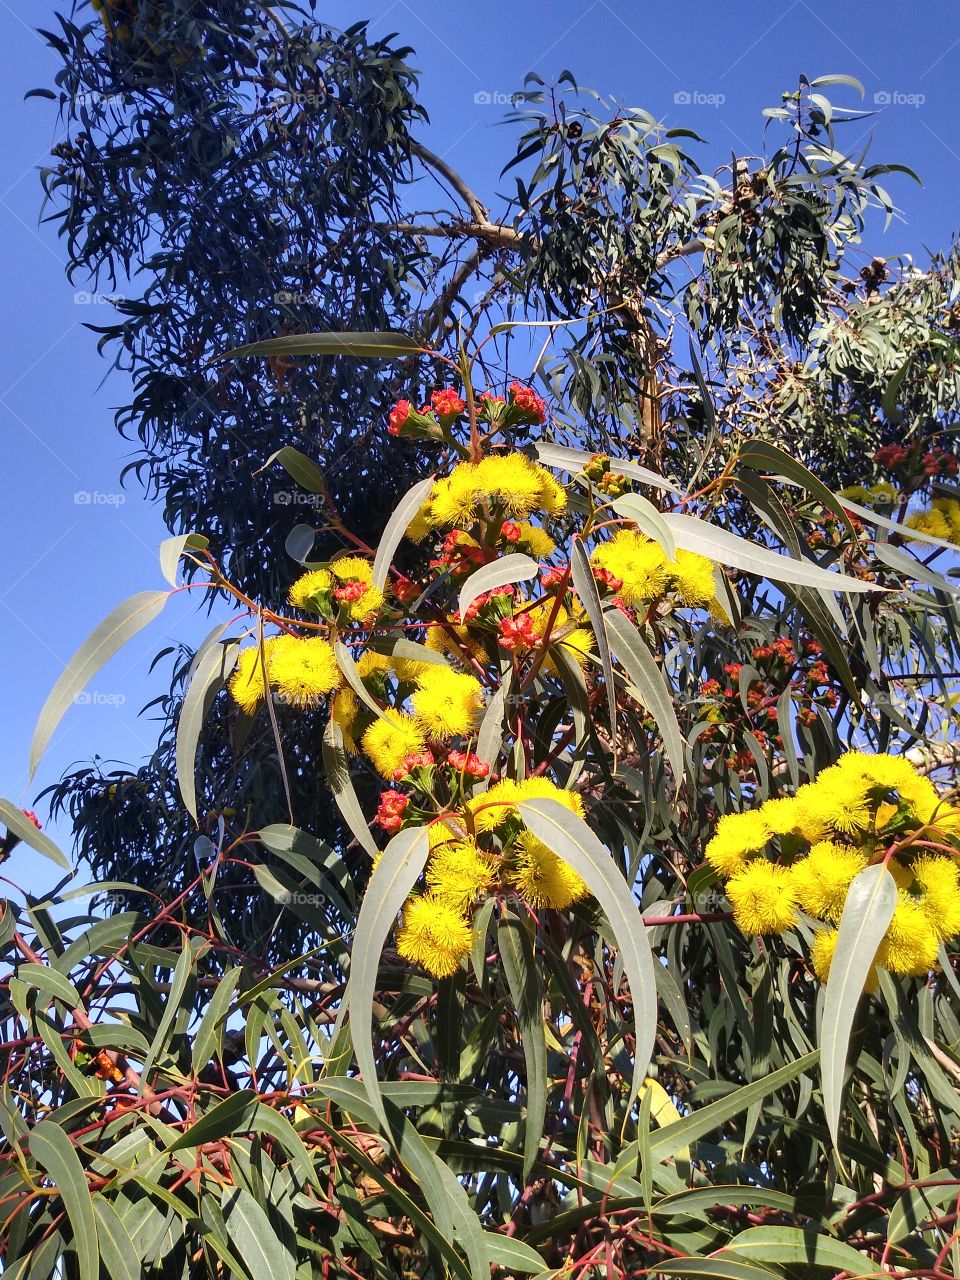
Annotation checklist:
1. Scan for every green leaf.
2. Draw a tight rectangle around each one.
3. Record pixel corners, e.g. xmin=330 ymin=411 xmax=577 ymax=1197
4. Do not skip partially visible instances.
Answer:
xmin=653 ymin=1260 xmax=781 ymax=1280
xmin=887 ymin=1175 xmax=960 ymax=1244
xmin=345 ymin=825 xmax=431 ymax=1127
xmin=458 ymin=552 xmax=539 ymax=623
xmin=159 ymin=533 xmax=209 ymax=587
xmin=603 ymin=607 xmax=684 ymax=783
xmin=93 ymin=1199 xmax=141 ymax=1280
xmin=285 ymin=523 xmax=316 ymax=564
xmin=322 ymin=720 xmax=379 ymax=858
xmin=570 ymin=536 xmax=617 ymax=746
xmin=535 ymin=441 xmax=680 ymax=495
xmin=261 ymin=445 xmax=327 ymax=495
xmin=0 ymin=800 xmax=71 ymax=870
xmin=840 ymin=491 xmax=958 ymax=552
xmin=873 ymin=542 xmax=959 ymax=593
xmin=29 ymin=590 xmax=169 ymax=780
xmin=258 ymin=823 xmax=356 ymax=909
xmin=12 ymin=962 xmax=80 ymax=1010
xmin=821 ymin=864 xmax=897 ymax=1148
xmin=661 ymin=514 xmax=882 ymax=594
xmin=30 ymin=1121 xmax=100 ymax=1280
xmin=219 ymin=330 xmax=423 ymax=361
xmin=176 ymin=639 xmax=239 ymax=822
xmin=220 ymin=1185 xmax=296 ymax=1280
xmin=191 ymin=967 xmax=242 ymax=1073
xmin=737 ymin=440 xmax=857 ymax=542
xmin=518 ymin=799 xmax=657 ymax=1112
xmin=482 ymin=1233 xmax=548 ymax=1274
xmin=715 ymin=1225 xmax=881 ymax=1274
xmin=611 ymin=494 xmax=676 ymax=558
xmin=372 ymin=473 xmax=436 ymax=592
xmin=497 ymin=911 xmax=547 ymax=1179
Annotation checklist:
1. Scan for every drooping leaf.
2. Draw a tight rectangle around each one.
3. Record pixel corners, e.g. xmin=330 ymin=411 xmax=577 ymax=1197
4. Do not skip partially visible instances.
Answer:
xmin=458 ymin=552 xmax=539 ymax=623
xmin=29 ymin=590 xmax=169 ymax=779
xmin=372 ymin=473 xmax=436 ymax=592
xmin=220 ymin=330 xmax=423 ymax=361
xmin=220 ymin=1185 xmax=296 ymax=1280
xmin=519 ymin=799 xmax=657 ymax=1111
xmin=158 ymin=533 xmax=209 ymax=587
xmin=175 ymin=639 xmax=239 ymax=823
xmin=0 ymin=799 xmax=71 ymax=871
xmin=570 ymin=536 xmax=617 ymax=746
xmin=497 ymin=911 xmax=547 ymax=1179
xmin=604 ymin=607 xmax=685 ymax=783
xmin=30 ymin=1122 xmax=100 ymax=1280
xmin=821 ymin=864 xmax=897 ymax=1148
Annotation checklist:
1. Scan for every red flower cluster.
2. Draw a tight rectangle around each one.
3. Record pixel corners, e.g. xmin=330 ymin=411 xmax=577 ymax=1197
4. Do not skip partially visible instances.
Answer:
xmin=375 ymin=790 xmax=409 ymax=833
xmin=388 ymin=399 xmax=411 ymax=436
xmin=540 ymin=565 xmax=568 ymax=590
xmin=875 ymin=441 xmax=959 ymax=484
xmin=447 ymin=749 xmax=490 ymax=779
xmin=431 ymin=388 xmax=466 ymax=417
xmin=509 ymin=380 xmax=546 ymax=423
xmin=392 ymin=750 xmax=436 ymax=782
xmin=430 ymin=531 xmax=486 ymax=576
xmin=333 ymin=581 xmax=367 ymax=603
xmin=592 ymin=566 xmax=624 ymax=593
xmin=23 ymin=810 xmax=41 ymax=830
xmin=499 ymin=613 xmax=538 ymax=652
xmin=500 ymin=521 xmax=522 ymax=543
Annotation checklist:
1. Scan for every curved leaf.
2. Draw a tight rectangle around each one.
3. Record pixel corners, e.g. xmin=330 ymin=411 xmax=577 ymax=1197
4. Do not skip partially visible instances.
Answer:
xmin=603 ymin=607 xmax=685 ymax=783
xmin=661 ymin=514 xmax=883 ymax=594
xmin=260 ymin=445 xmax=327 ymax=494
xmin=821 ymin=864 xmax=897 ymax=1148
xmin=716 ymin=1225 xmax=882 ymax=1274
xmin=220 ymin=330 xmax=423 ymax=361
xmin=345 ymin=825 xmax=431 ymax=1127
xmin=498 ymin=911 xmax=547 ymax=1179
xmin=0 ymin=799 xmax=71 ymax=871
xmin=518 ymin=799 xmax=657 ymax=1112
xmin=322 ymin=720 xmax=379 ymax=858
xmin=372 ymin=473 xmax=436 ymax=592
xmin=176 ymin=640 xmax=239 ymax=823
xmin=159 ymin=533 xmax=209 ymax=587
xmin=458 ymin=552 xmax=539 ymax=623
xmin=570 ymin=536 xmax=617 ymax=745
xmin=535 ymin=441 xmax=680 ymax=494
xmin=220 ymin=1185 xmax=296 ymax=1280
xmin=30 ymin=1122 xmax=99 ymax=1280
xmin=30 ymin=590 xmax=169 ymax=779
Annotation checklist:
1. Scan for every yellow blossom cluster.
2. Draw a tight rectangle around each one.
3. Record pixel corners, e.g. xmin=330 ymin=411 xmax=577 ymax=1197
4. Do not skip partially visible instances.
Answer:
xmin=395 ymin=777 xmax=590 ymax=978
xmin=704 ymin=752 xmax=960 ymax=982
xmin=906 ymin=498 xmax=960 ymax=545
xmin=229 ymin=636 xmax=341 ymax=715
xmin=407 ymin=452 xmax=567 ymax=538
xmin=590 ymin=529 xmax=721 ymax=612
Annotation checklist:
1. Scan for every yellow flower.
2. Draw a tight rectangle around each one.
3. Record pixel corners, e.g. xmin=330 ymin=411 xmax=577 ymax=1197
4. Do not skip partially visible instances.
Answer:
xmin=330 ymin=687 xmax=359 ymax=754
xmin=475 ymin=454 xmax=550 ymax=517
xmin=361 ymin=710 xmax=427 ymax=778
xmin=790 ymin=783 xmax=831 ymax=844
xmin=529 ymin=602 xmax=595 ymax=671
xmin=430 ymin=470 xmax=483 ymax=528
xmin=288 ymin=568 xmax=333 ymax=612
xmin=932 ymin=497 xmax=960 ymax=539
xmin=810 ymin=927 xmax=880 ymax=992
xmin=412 ymin=667 xmax=484 ymax=740
xmin=804 ymin=765 xmax=871 ymax=837
xmin=759 ymin=796 xmax=801 ymax=837
xmin=912 ymin=854 xmax=960 ymax=941
xmin=424 ymin=622 xmax=486 ymax=663
xmin=535 ymin=470 xmax=568 ymax=517
xmin=515 ymin=776 xmax=586 ymax=819
xmin=516 ymin=522 xmax=556 ymax=558
xmin=229 ymin=642 xmax=275 ymax=715
xmin=906 ymin=508 xmax=953 ymax=541
xmin=791 ymin=841 xmax=867 ymax=922
xmin=704 ymin=810 xmax=771 ymax=877
xmin=726 ymin=860 xmax=799 ymax=935
xmin=329 ymin=556 xmax=373 ymax=584
xmin=356 ymin=650 xmax=393 ymax=679
xmin=426 ymin=841 xmax=497 ymax=911
xmin=591 ymin=530 xmax=669 ymax=607
xmin=466 ymin=778 xmax=524 ymax=832
xmin=510 ymin=830 xmax=589 ymax=909
xmin=667 ymin=550 xmax=717 ymax=607
xmin=428 ymin=814 xmax=467 ymax=850
xmin=396 ymin=895 xmax=474 ymax=978
xmin=877 ymin=891 xmax=940 ymax=976
xmin=269 ymin=635 xmax=342 ymax=708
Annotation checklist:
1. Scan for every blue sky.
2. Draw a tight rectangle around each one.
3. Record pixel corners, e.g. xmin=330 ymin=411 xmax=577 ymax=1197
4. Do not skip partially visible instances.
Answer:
xmin=1 ymin=0 xmax=958 ymax=894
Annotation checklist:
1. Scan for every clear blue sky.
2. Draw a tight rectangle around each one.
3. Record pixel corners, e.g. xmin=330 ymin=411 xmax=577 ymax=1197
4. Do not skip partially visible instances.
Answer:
xmin=1 ymin=0 xmax=958 ymax=894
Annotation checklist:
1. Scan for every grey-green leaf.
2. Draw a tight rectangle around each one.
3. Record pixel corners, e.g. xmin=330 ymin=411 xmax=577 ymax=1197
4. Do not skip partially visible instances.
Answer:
xmin=30 ymin=590 xmax=169 ymax=780
xmin=0 ymin=799 xmax=71 ymax=871
xmin=821 ymin=864 xmax=897 ymax=1148
xmin=220 ymin=330 xmax=423 ymax=361
xmin=345 ymin=825 xmax=431 ymax=1127
xmin=518 ymin=799 xmax=657 ymax=1111
xmin=372 ymin=474 xmax=436 ymax=592
xmin=458 ymin=552 xmax=539 ymax=623
xmin=30 ymin=1121 xmax=100 ymax=1280
xmin=603 ymin=607 xmax=684 ymax=784
xmin=220 ymin=1185 xmax=296 ymax=1280
xmin=176 ymin=640 xmax=239 ymax=822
